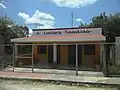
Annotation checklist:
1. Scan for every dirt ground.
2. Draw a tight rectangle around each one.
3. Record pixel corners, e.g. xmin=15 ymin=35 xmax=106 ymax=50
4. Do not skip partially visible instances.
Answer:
xmin=0 ymin=79 xmax=118 ymax=90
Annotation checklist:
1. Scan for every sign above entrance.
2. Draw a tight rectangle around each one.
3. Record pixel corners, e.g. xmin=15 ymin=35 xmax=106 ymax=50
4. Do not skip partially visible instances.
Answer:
xmin=32 ymin=28 xmax=102 ymax=36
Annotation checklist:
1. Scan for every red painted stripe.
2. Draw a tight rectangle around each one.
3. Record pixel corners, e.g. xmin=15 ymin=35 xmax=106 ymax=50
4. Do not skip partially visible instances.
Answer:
xmin=23 ymin=35 xmax=105 ymax=39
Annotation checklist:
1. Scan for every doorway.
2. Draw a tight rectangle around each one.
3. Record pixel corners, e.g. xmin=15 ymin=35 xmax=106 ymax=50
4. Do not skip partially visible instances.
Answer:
xmin=48 ymin=45 xmax=53 ymax=63
xmin=48 ymin=45 xmax=60 ymax=64
xmin=78 ymin=45 xmax=82 ymax=66
xmin=57 ymin=45 xmax=60 ymax=64
xmin=68 ymin=45 xmax=76 ymax=65
xmin=68 ymin=45 xmax=82 ymax=66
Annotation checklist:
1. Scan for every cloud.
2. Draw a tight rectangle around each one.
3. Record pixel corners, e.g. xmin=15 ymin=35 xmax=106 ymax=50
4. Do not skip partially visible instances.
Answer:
xmin=28 ymin=28 xmax=33 ymax=36
xmin=0 ymin=3 xmax=6 ymax=8
xmin=18 ymin=10 xmax=55 ymax=29
xmin=76 ymin=18 xmax=85 ymax=23
xmin=18 ymin=13 xmax=30 ymax=21
xmin=36 ymin=25 xmax=54 ymax=29
xmin=44 ymin=0 xmax=98 ymax=8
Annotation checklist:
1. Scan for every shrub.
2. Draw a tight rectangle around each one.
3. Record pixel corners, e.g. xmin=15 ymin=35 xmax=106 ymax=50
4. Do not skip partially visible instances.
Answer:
xmin=108 ymin=64 xmax=120 ymax=75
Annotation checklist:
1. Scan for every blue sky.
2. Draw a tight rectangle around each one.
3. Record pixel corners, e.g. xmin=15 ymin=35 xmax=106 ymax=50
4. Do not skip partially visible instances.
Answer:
xmin=0 ymin=0 xmax=120 ymax=29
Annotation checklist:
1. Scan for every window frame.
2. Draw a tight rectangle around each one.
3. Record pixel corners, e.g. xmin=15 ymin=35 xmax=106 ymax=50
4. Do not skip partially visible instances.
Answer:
xmin=83 ymin=44 xmax=95 ymax=55
xmin=37 ymin=45 xmax=47 ymax=54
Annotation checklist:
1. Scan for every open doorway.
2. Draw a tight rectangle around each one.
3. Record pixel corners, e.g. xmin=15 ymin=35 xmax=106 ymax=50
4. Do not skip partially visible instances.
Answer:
xmin=68 ymin=45 xmax=82 ymax=67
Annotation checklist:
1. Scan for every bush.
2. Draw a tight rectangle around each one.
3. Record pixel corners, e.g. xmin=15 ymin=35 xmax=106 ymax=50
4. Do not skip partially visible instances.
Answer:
xmin=5 ymin=46 xmax=13 ymax=54
xmin=108 ymin=64 xmax=120 ymax=75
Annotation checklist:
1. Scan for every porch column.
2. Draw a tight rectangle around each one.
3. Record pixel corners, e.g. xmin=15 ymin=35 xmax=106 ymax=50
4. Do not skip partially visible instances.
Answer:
xmin=12 ymin=44 xmax=15 ymax=72
xmin=100 ymin=43 xmax=107 ymax=75
xmin=76 ymin=44 xmax=78 ymax=76
xmin=100 ymin=44 xmax=103 ymax=67
xmin=32 ymin=44 xmax=34 ymax=73
xmin=53 ymin=43 xmax=57 ymax=63
xmin=14 ymin=43 xmax=18 ymax=72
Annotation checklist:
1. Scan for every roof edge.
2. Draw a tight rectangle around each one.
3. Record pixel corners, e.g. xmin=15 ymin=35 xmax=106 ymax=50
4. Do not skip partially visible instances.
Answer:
xmin=33 ymin=27 xmax=101 ymax=31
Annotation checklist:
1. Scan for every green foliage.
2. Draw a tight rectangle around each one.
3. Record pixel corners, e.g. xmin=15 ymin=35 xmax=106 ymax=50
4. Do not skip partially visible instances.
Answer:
xmin=0 ymin=16 xmax=29 ymax=54
xmin=108 ymin=64 xmax=120 ymax=75
xmin=89 ymin=12 xmax=120 ymax=42
xmin=79 ymin=21 xmax=89 ymax=27
xmin=0 ymin=16 xmax=29 ymax=44
xmin=80 ymin=22 xmax=85 ymax=27
xmin=5 ymin=46 xmax=13 ymax=54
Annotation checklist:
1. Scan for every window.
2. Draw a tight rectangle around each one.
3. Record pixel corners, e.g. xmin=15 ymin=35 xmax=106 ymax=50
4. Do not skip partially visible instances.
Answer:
xmin=84 ymin=44 xmax=95 ymax=55
xmin=37 ymin=45 xmax=47 ymax=54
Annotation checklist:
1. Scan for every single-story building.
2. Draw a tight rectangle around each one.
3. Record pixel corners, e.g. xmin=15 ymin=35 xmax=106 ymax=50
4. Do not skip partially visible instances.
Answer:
xmin=11 ymin=27 xmax=106 ymax=71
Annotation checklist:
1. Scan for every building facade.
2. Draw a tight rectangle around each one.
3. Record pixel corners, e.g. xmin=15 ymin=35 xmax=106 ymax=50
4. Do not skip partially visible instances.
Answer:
xmin=11 ymin=27 xmax=106 ymax=70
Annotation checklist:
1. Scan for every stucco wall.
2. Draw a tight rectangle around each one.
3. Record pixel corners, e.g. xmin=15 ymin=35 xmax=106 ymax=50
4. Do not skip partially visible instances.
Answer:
xmin=82 ymin=44 xmax=100 ymax=68
xmin=33 ymin=43 xmax=48 ymax=64
xmin=60 ymin=45 xmax=68 ymax=65
xmin=33 ymin=41 xmax=101 ymax=69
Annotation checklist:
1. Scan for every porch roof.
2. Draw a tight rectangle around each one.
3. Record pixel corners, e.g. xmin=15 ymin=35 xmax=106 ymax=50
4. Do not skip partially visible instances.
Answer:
xmin=11 ymin=34 xmax=106 ymax=43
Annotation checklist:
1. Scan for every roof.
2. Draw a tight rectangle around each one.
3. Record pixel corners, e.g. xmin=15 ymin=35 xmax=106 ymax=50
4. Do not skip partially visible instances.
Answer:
xmin=33 ymin=27 xmax=101 ymax=31
xmin=11 ymin=34 xmax=106 ymax=43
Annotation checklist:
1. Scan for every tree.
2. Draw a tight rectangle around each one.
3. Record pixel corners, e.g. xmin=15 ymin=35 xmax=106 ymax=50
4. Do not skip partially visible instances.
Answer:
xmin=80 ymin=21 xmax=85 ymax=27
xmin=89 ymin=12 xmax=120 ymax=42
xmin=88 ymin=13 xmax=120 ymax=69
xmin=79 ymin=21 xmax=89 ymax=27
xmin=0 ymin=16 xmax=29 ymax=54
xmin=0 ymin=16 xmax=29 ymax=44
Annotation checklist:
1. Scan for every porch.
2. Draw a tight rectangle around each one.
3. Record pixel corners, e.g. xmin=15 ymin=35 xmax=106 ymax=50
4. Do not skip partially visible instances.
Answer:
xmin=12 ymin=42 xmax=105 ymax=73
xmin=18 ymin=63 xmax=96 ymax=71
xmin=11 ymin=30 xmax=106 ymax=75
xmin=5 ymin=66 xmax=104 ymax=77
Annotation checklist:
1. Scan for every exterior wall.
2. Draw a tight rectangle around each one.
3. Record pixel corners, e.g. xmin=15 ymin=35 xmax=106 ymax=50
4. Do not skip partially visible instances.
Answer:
xmin=115 ymin=37 xmax=120 ymax=65
xmin=82 ymin=44 xmax=100 ymax=68
xmin=60 ymin=45 xmax=68 ymax=65
xmin=32 ymin=41 xmax=101 ymax=69
xmin=33 ymin=42 xmax=48 ymax=64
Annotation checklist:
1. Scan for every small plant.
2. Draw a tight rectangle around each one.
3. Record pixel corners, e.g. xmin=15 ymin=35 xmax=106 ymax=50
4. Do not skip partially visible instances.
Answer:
xmin=108 ymin=64 xmax=120 ymax=75
xmin=108 ymin=65 xmax=118 ymax=75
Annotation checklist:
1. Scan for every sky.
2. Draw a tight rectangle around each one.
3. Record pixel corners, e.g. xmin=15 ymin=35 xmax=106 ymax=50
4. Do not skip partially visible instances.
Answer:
xmin=0 ymin=0 xmax=120 ymax=30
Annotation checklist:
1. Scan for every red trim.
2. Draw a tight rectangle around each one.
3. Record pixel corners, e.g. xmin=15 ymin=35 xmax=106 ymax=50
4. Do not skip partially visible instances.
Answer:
xmin=33 ymin=27 xmax=101 ymax=31
xmin=22 ymin=34 xmax=104 ymax=39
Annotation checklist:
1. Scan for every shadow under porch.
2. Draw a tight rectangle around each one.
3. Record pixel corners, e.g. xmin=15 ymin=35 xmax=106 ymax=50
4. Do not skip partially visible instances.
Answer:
xmin=19 ymin=44 xmax=100 ymax=71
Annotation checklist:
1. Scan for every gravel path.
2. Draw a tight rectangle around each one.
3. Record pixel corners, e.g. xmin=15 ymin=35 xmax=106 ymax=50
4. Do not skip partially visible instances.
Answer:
xmin=0 ymin=79 xmax=117 ymax=90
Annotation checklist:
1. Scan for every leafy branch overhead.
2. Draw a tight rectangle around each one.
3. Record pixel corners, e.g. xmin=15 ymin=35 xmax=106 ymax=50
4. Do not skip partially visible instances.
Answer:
xmin=0 ymin=16 xmax=29 ymax=44
xmin=89 ymin=12 xmax=120 ymax=42
xmin=79 ymin=12 xmax=120 ymax=42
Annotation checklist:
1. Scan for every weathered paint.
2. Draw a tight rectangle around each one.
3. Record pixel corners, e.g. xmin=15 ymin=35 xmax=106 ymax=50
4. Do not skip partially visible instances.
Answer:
xmin=32 ymin=41 xmax=101 ymax=69
xmin=82 ymin=43 xmax=100 ymax=68
xmin=60 ymin=45 xmax=68 ymax=65
xmin=32 ymin=42 xmax=48 ymax=64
